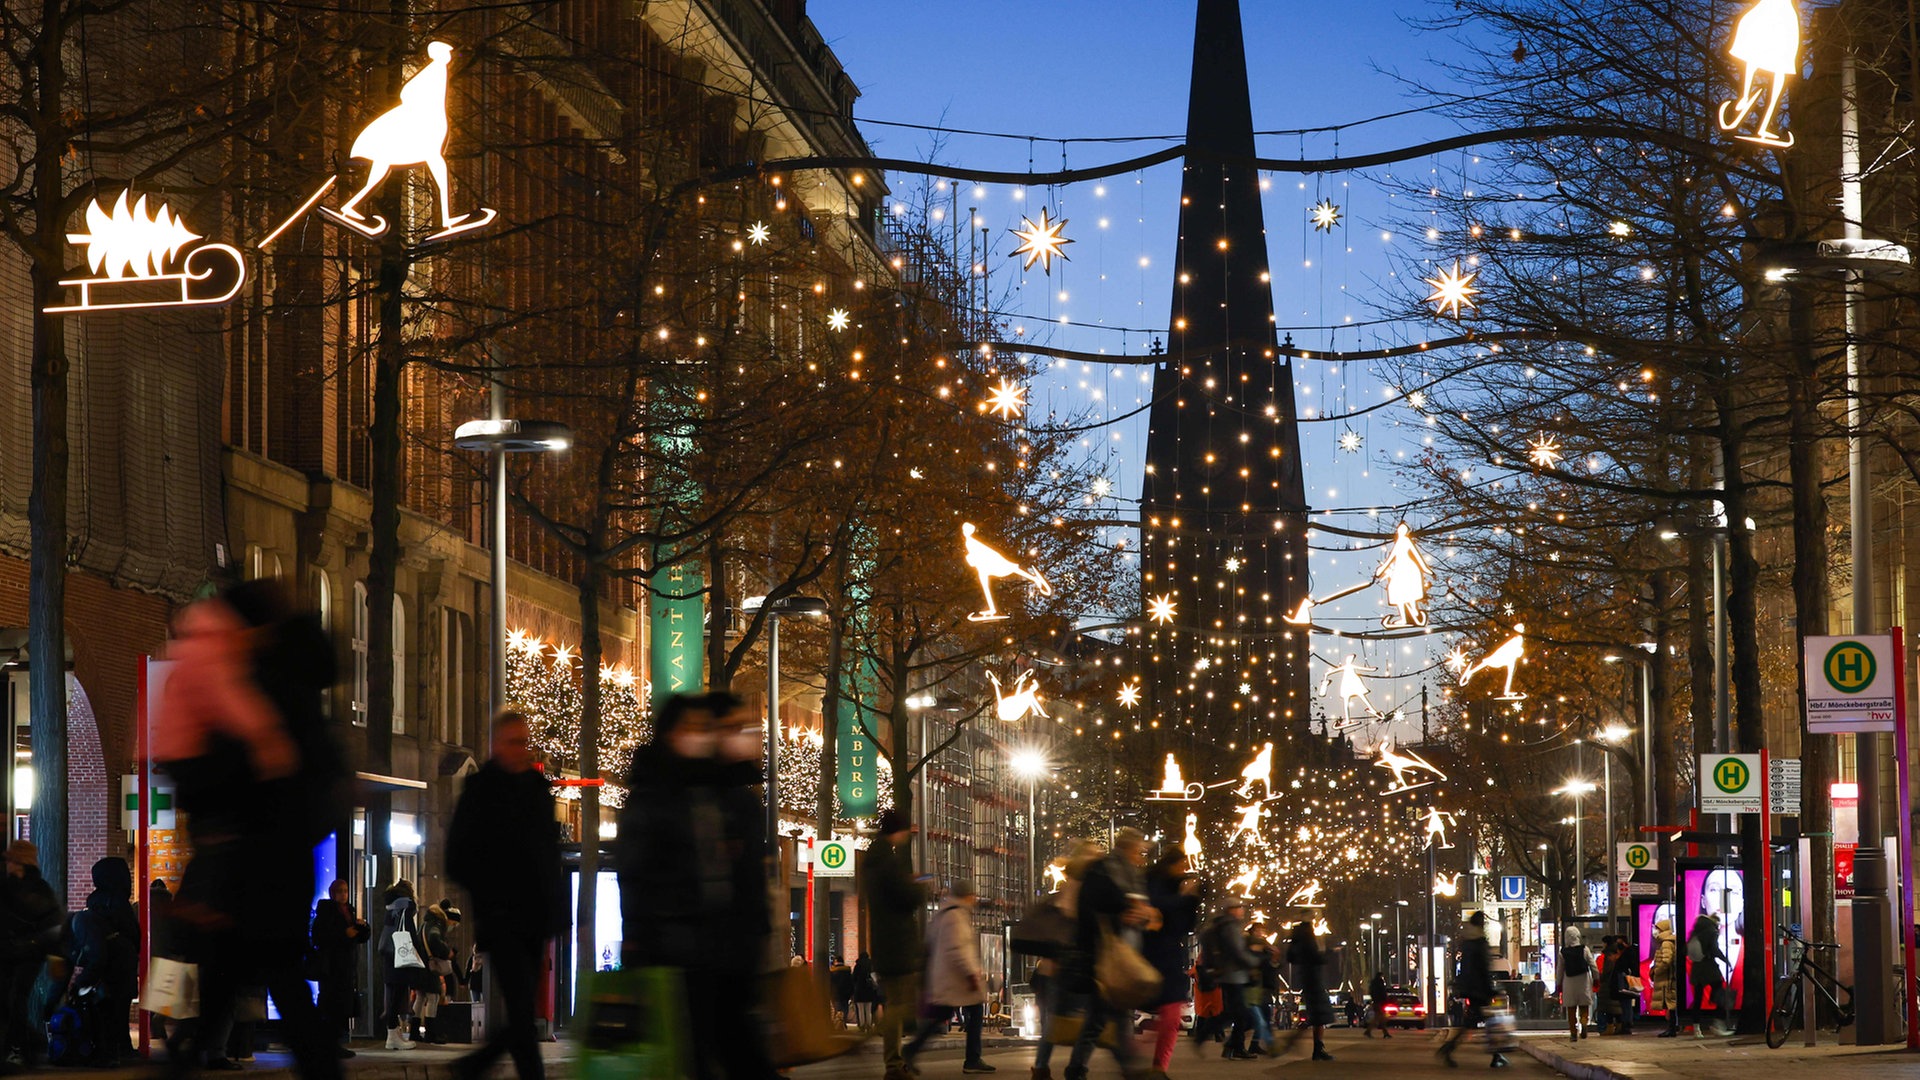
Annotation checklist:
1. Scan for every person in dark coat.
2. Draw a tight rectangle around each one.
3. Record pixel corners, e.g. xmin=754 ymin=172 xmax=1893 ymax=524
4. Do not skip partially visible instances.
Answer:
xmin=1686 ymin=914 xmax=1732 ymax=1037
xmin=376 ymin=880 xmax=427 ymax=1051
xmin=310 ymin=880 xmax=368 ymax=1055
xmin=1143 ymin=851 xmax=1201 ymax=1072
xmin=0 ymin=842 xmax=61 ymax=1064
xmin=1283 ymin=920 xmax=1335 ymax=1061
xmin=447 ymin=711 xmax=567 ymax=1080
xmin=617 ymin=692 xmax=775 ymax=1080
xmin=1438 ymin=911 xmax=1506 ymax=1068
xmin=1203 ymin=899 xmax=1265 ymax=1059
xmin=70 ymin=857 xmax=139 ymax=1064
xmin=1062 ymin=827 xmax=1151 ymax=1079
xmin=1366 ymin=971 xmax=1393 ymax=1039
xmin=850 ymin=953 xmax=881 ymax=1030
xmin=858 ymin=808 xmax=927 ymax=1080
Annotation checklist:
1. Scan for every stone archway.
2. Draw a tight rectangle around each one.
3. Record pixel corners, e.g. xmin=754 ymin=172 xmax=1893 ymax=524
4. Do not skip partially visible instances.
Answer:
xmin=63 ymin=673 xmax=109 ymax=911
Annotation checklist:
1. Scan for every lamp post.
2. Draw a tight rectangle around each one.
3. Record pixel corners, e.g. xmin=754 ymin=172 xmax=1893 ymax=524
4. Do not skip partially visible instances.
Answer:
xmin=1602 ymin=645 xmax=1658 ymax=826
xmin=1595 ymin=724 xmax=1631 ymax=933
xmin=906 ymin=693 xmax=938 ymax=876
xmin=452 ymin=417 xmax=573 ymax=718
xmin=1554 ymin=778 xmax=1598 ymax=917
xmin=1011 ymin=748 xmax=1049 ymax=897
xmin=741 ymin=594 xmax=829 ymax=876
xmin=1394 ymin=900 xmax=1409 ymax=985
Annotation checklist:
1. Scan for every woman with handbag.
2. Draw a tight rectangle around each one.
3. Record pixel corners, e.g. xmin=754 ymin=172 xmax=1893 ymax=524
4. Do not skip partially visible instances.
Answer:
xmin=1063 ymin=828 xmax=1154 ymax=1080
xmin=419 ymin=901 xmax=462 ymax=1043
xmin=1142 ymin=851 xmax=1201 ymax=1074
xmin=1028 ymin=839 xmax=1101 ymax=1080
xmin=310 ymin=880 xmax=368 ymax=1056
xmin=1686 ymin=914 xmax=1733 ymax=1037
xmin=377 ymin=880 xmax=428 ymax=1051
xmin=903 ymin=882 xmax=993 ymax=1074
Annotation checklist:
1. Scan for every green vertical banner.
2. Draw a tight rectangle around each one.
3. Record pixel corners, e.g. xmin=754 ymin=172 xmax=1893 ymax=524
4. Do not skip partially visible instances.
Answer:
xmin=836 ymin=655 xmax=878 ymax=818
xmin=648 ymin=558 xmax=705 ymax=696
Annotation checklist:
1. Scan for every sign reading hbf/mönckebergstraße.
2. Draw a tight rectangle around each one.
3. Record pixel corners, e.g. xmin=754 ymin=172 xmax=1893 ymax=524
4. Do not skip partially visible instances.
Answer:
xmin=1803 ymin=635 xmax=1897 ymax=733
xmin=1700 ymin=754 xmax=1763 ymax=814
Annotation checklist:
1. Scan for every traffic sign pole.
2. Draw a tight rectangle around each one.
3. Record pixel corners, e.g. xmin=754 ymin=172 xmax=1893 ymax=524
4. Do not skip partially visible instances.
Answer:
xmin=804 ymin=836 xmax=815 ymax=966
xmin=1761 ymin=749 xmax=1772 ymax=1021
xmin=1893 ymin=626 xmax=1916 ymax=1050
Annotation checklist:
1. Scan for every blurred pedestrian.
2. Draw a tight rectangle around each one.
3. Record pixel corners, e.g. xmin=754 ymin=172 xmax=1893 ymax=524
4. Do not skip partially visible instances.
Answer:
xmin=831 ymin=956 xmax=856 ymax=1029
xmin=903 ymin=881 xmax=992 ymax=1074
xmin=1602 ymin=938 xmax=1635 ymax=1035
xmin=157 ymin=581 xmax=346 ymax=1080
xmin=0 ymin=841 xmax=61 ymax=1064
xmin=377 ymin=880 xmax=426 ymax=1051
xmin=69 ymin=857 xmax=139 ymax=1065
xmin=1365 ymin=971 xmax=1392 ymax=1039
xmin=420 ymin=900 xmax=464 ymax=1043
xmin=1203 ymin=898 xmax=1261 ymax=1058
xmin=1282 ymin=920 xmax=1334 ymax=1062
xmin=851 ymin=953 xmax=881 ymax=1031
xmin=1437 ymin=911 xmax=1505 ymax=1068
xmin=448 ymin=711 xmax=567 ymax=1080
xmin=859 ymin=807 xmax=929 ymax=1080
xmin=1142 ymin=851 xmax=1201 ymax=1073
xmin=1061 ymin=827 xmax=1151 ymax=1079
xmin=1650 ymin=919 xmax=1679 ymax=1037
xmin=1560 ymin=926 xmax=1592 ymax=1042
xmin=617 ymin=692 xmax=774 ymax=1080
xmin=310 ymin=880 xmax=368 ymax=1055
xmin=1686 ymin=914 xmax=1731 ymax=1037
xmin=1032 ymin=839 xmax=1101 ymax=1080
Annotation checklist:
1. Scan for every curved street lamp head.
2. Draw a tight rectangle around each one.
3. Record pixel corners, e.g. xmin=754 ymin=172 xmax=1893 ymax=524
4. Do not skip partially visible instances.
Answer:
xmin=454 ymin=418 xmax=573 ymax=453
xmin=743 ymin=595 xmax=830 ymax=618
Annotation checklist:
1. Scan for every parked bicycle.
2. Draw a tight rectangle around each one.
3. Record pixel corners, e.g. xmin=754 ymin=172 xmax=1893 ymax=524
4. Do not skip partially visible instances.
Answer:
xmin=1766 ymin=928 xmax=1855 ymax=1048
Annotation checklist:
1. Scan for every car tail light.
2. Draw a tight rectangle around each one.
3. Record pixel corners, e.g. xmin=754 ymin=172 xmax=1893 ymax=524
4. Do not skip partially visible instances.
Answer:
xmin=1384 ymin=1004 xmax=1398 ymax=1015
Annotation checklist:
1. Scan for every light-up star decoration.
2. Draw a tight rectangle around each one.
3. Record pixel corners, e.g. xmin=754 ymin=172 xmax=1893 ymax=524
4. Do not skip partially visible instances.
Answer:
xmin=1433 ymin=872 xmax=1463 ymax=898
xmin=1317 ymin=654 xmax=1383 ymax=725
xmin=1719 ymin=0 xmax=1800 ymax=147
xmin=1527 ymin=433 xmax=1564 ymax=469
xmin=1236 ymin=742 xmax=1275 ymax=800
xmin=1374 ymin=738 xmax=1448 ymax=794
xmin=1147 ymin=594 xmax=1178 ymax=625
xmin=1425 ymin=260 xmax=1480 ymax=318
xmin=826 ymin=308 xmax=851 ymax=332
xmin=1226 ymin=865 xmax=1261 ymax=900
xmin=1457 ymin=623 xmax=1528 ymax=700
xmin=261 ymin=41 xmax=496 ymax=246
xmin=986 ymin=669 xmax=1048 ymax=723
xmin=985 ymin=378 xmax=1028 ymax=419
xmin=1224 ymin=556 xmax=1242 ymax=573
xmin=1310 ymin=199 xmax=1342 ymax=232
xmin=1227 ymin=802 xmax=1270 ymax=847
xmin=1286 ymin=880 xmax=1326 ymax=908
xmin=747 ymin=221 xmax=771 ymax=245
xmin=1338 ymin=428 xmax=1363 ymax=453
xmin=1117 ymin=680 xmax=1142 ymax=708
xmin=48 ymin=191 xmax=247 ymax=314
xmin=1010 ymin=207 xmax=1073 ymax=274
xmin=1148 ymin=753 xmax=1204 ymax=802
xmin=1422 ymin=807 xmax=1459 ymax=850
xmin=962 ymin=522 xmax=1052 ymax=621
xmin=1444 ymin=646 xmax=1471 ymax=676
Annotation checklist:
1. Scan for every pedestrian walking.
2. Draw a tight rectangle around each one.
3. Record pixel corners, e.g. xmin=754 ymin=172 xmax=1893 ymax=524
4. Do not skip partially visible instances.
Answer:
xmin=851 ymin=954 xmax=881 ymax=1031
xmin=376 ymin=880 xmax=426 ymax=1052
xmin=1033 ymin=839 xmax=1100 ymax=1080
xmin=859 ymin=808 xmax=929 ymax=1080
xmin=1560 ymin=927 xmax=1592 ymax=1042
xmin=617 ymin=692 xmax=775 ymax=1080
xmin=1437 ymin=911 xmax=1507 ymax=1068
xmin=310 ymin=880 xmax=368 ymax=1055
xmin=1281 ymin=920 xmax=1334 ymax=1062
xmin=69 ymin=857 xmax=139 ymax=1065
xmin=1202 ymin=899 xmax=1262 ymax=1059
xmin=1142 ymin=851 xmax=1201 ymax=1073
xmin=1649 ymin=919 xmax=1679 ymax=1036
xmin=1061 ymin=827 xmax=1152 ymax=1080
xmin=420 ymin=900 xmax=464 ymax=1043
xmin=448 ymin=711 xmax=568 ymax=1080
xmin=1686 ymin=914 xmax=1732 ymax=1037
xmin=1365 ymin=971 xmax=1393 ymax=1039
xmin=903 ymin=881 xmax=994 ymax=1074
xmin=1601 ymin=938 xmax=1635 ymax=1035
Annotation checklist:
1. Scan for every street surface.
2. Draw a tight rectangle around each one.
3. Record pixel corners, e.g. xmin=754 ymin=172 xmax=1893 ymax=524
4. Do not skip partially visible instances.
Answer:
xmin=794 ymin=1030 xmax=1564 ymax=1080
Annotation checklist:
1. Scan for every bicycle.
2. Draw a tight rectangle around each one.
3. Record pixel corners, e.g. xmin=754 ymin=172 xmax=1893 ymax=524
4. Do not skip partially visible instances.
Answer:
xmin=1767 ymin=928 xmax=1855 ymax=1048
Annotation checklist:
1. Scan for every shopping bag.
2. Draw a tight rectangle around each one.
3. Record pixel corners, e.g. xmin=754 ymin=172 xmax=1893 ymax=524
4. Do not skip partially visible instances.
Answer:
xmin=1625 ymin=976 xmax=1646 ymax=995
xmin=141 ymin=956 xmax=199 ymax=1019
xmin=392 ymin=930 xmax=425 ymax=969
xmin=762 ymin=966 xmax=865 ymax=1068
xmin=1093 ymin=921 xmax=1159 ymax=1010
xmin=577 ymin=967 xmax=690 ymax=1080
xmin=1011 ymin=900 xmax=1075 ymax=958
xmin=1047 ymin=1010 xmax=1116 ymax=1048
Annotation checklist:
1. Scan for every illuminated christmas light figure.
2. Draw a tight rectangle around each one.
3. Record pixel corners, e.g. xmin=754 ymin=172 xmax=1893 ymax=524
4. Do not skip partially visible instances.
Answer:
xmin=1375 ymin=522 xmax=1433 ymax=628
xmin=1718 ymin=0 xmax=1800 ymax=148
xmin=1375 ymin=738 xmax=1448 ymax=793
xmin=1422 ymin=807 xmax=1458 ymax=849
xmin=985 ymin=669 xmax=1048 ymax=723
xmin=1286 ymin=880 xmax=1326 ymax=908
xmin=47 ymin=191 xmax=246 ymax=314
xmin=1044 ymin=862 xmax=1068 ymax=893
xmin=1433 ymin=872 xmax=1462 ymax=898
xmin=1184 ymin=812 xmax=1205 ymax=868
xmin=1226 ymin=865 xmax=1261 ymax=899
xmin=1148 ymin=753 xmax=1204 ymax=801
xmin=1227 ymin=802 xmax=1269 ymax=848
xmin=962 ymin=522 xmax=1052 ymax=622
xmin=1457 ymin=623 xmax=1528 ymax=700
xmin=1317 ymin=654 xmax=1383 ymax=725
xmin=1235 ymin=741 xmax=1275 ymax=800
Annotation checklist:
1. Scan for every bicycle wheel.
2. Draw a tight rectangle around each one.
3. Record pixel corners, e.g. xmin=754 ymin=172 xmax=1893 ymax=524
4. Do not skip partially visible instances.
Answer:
xmin=1767 ymin=979 xmax=1802 ymax=1049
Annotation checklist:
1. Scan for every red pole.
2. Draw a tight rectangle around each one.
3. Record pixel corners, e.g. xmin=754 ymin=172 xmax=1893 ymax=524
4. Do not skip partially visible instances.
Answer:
xmin=136 ymin=657 xmax=152 ymax=1059
xmin=1761 ymin=749 xmax=1773 ymax=1020
xmin=1890 ymin=626 xmax=1917 ymax=1050
xmin=804 ymin=837 xmax=816 ymax=965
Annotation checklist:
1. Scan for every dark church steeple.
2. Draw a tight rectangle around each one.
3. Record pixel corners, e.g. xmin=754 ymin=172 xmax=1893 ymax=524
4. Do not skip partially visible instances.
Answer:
xmin=1141 ymin=0 xmax=1313 ymax=758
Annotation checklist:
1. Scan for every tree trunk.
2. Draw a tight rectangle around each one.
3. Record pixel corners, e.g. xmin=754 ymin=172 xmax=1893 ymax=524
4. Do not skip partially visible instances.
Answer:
xmin=363 ymin=233 xmax=407 ymax=888
xmin=27 ymin=209 xmax=69 ymax=900
xmin=1717 ymin=408 xmax=1769 ymax=1034
xmin=813 ymin=606 xmax=845 ymax=980
xmin=576 ymin=567 xmax=603 ymax=1013
xmin=1785 ymin=293 xmax=1837 ymax=954
xmin=1650 ymin=570 xmax=1679 ymax=826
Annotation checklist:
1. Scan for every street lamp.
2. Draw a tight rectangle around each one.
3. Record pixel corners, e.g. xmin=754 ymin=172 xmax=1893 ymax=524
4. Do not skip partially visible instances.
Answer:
xmin=452 ymin=417 xmax=573 ymax=719
xmin=741 ymin=594 xmax=829 ymax=868
xmin=1593 ymin=725 xmax=1633 ymax=933
xmin=1011 ymin=748 xmax=1049 ymax=896
xmin=1554 ymin=778 xmax=1598 ymax=916
xmin=1394 ymin=900 xmax=1410 ymax=985
xmin=1602 ymin=644 xmax=1658 ymax=826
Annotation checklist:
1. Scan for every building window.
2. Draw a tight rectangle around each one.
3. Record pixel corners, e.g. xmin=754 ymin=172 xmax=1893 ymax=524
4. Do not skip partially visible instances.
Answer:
xmin=244 ymin=544 xmax=264 ymax=581
xmin=392 ymin=596 xmax=407 ymax=736
xmin=442 ymin=610 xmax=468 ymax=745
xmin=351 ymin=583 xmax=368 ymax=727
xmin=313 ymin=572 xmax=334 ymax=718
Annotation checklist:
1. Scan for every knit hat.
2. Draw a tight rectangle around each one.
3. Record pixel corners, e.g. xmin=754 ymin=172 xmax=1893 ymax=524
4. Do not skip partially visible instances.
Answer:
xmin=4 ymin=841 xmax=36 ymax=868
xmin=950 ymin=879 xmax=979 ymax=899
xmin=877 ymin=809 xmax=912 ymax=836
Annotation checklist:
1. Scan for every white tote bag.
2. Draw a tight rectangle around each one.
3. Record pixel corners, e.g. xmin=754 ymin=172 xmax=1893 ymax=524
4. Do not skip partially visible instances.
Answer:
xmin=393 ymin=929 xmax=426 ymax=969
xmin=141 ymin=956 xmax=200 ymax=1019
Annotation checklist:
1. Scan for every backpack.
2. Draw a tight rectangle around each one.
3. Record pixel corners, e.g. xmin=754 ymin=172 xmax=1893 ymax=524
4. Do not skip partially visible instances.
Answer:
xmin=1561 ymin=944 xmax=1589 ymax=976
xmin=1686 ymin=937 xmax=1704 ymax=964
